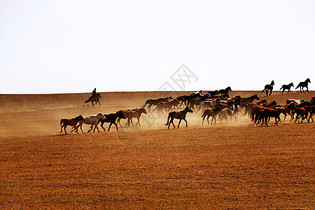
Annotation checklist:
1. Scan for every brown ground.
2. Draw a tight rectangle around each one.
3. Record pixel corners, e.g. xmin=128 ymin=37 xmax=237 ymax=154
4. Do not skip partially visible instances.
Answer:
xmin=0 ymin=91 xmax=314 ymax=209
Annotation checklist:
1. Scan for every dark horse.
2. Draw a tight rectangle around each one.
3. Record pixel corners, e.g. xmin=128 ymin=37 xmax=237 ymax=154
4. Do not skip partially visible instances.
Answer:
xmin=280 ymin=82 xmax=294 ymax=94
xmin=296 ymin=78 xmax=311 ymax=92
xmin=85 ymin=93 xmax=101 ymax=106
xmin=98 ymin=111 xmax=125 ymax=131
xmin=262 ymin=80 xmax=275 ymax=96
xmin=165 ymin=106 xmax=193 ymax=129
xmin=219 ymin=86 xmax=232 ymax=95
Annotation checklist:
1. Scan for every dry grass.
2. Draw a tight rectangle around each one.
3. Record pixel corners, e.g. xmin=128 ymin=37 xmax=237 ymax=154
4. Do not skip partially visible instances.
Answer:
xmin=0 ymin=91 xmax=314 ymax=208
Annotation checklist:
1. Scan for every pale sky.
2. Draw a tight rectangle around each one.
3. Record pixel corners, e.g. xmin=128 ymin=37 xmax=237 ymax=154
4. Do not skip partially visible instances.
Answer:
xmin=0 ymin=0 xmax=314 ymax=94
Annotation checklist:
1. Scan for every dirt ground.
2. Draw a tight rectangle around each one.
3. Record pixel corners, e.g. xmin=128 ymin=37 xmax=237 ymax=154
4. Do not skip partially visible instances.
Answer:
xmin=0 ymin=90 xmax=314 ymax=208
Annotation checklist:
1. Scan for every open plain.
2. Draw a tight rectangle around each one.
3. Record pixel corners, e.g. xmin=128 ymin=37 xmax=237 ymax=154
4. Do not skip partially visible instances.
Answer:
xmin=0 ymin=91 xmax=314 ymax=209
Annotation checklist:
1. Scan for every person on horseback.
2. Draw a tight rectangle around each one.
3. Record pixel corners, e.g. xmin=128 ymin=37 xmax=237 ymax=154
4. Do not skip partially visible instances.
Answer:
xmin=92 ymin=88 xmax=97 ymax=96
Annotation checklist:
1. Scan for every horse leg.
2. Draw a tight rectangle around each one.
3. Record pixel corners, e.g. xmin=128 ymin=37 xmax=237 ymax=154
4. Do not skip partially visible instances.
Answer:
xmin=130 ymin=118 xmax=134 ymax=126
xmin=269 ymin=90 xmax=272 ymax=96
xmin=64 ymin=125 xmax=67 ymax=134
xmin=88 ymin=125 xmax=93 ymax=132
xmin=74 ymin=125 xmax=79 ymax=134
xmin=184 ymin=119 xmax=188 ymax=127
xmin=168 ymin=118 xmax=172 ymax=129
xmin=108 ymin=123 xmax=113 ymax=131
xmin=60 ymin=125 xmax=64 ymax=133
xmin=114 ymin=122 xmax=119 ymax=131
xmin=100 ymin=122 xmax=106 ymax=131
xmin=136 ymin=117 xmax=140 ymax=126
xmin=178 ymin=119 xmax=182 ymax=128
xmin=171 ymin=119 xmax=176 ymax=128
xmin=94 ymin=124 xmax=100 ymax=133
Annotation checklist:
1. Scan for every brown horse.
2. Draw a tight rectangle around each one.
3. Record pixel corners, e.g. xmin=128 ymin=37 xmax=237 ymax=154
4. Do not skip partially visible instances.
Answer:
xmin=153 ymin=99 xmax=179 ymax=113
xmin=120 ymin=108 xmax=147 ymax=126
xmin=294 ymin=106 xmax=310 ymax=123
xmin=280 ymin=83 xmax=294 ymax=94
xmin=144 ymin=97 xmax=172 ymax=112
xmin=60 ymin=115 xmax=84 ymax=134
xmin=165 ymin=106 xmax=193 ymax=129
xmin=201 ymin=107 xmax=220 ymax=125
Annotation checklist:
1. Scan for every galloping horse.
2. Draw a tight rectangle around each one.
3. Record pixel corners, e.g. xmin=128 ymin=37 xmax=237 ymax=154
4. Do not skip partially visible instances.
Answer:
xmin=262 ymin=80 xmax=275 ymax=96
xmin=85 ymin=93 xmax=101 ymax=106
xmin=60 ymin=115 xmax=84 ymax=134
xmin=165 ymin=106 xmax=193 ymax=129
xmin=98 ymin=111 xmax=125 ymax=131
xmin=296 ymin=78 xmax=311 ymax=92
xmin=280 ymin=83 xmax=294 ymax=94
xmin=77 ymin=113 xmax=106 ymax=133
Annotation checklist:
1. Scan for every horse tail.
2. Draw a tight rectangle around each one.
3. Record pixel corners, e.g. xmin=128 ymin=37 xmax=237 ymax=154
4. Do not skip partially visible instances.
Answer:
xmin=201 ymin=111 xmax=206 ymax=118
xmin=60 ymin=119 xmax=64 ymax=125
xmin=280 ymin=86 xmax=283 ymax=90
xmin=165 ymin=114 xmax=171 ymax=126
xmin=295 ymin=84 xmax=300 ymax=89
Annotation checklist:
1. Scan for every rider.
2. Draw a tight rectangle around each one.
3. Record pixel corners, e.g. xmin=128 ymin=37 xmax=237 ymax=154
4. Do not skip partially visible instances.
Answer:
xmin=92 ymin=88 xmax=97 ymax=96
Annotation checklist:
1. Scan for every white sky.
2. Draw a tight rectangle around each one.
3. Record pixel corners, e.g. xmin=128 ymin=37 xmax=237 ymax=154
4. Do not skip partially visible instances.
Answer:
xmin=0 ymin=0 xmax=314 ymax=93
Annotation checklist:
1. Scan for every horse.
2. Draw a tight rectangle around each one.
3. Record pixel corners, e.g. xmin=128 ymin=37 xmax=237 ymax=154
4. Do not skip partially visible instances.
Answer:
xmin=144 ymin=97 xmax=172 ymax=111
xmin=124 ymin=108 xmax=147 ymax=126
xmin=308 ymin=106 xmax=315 ymax=123
xmin=294 ymin=106 xmax=310 ymax=123
xmin=296 ymin=78 xmax=311 ymax=92
xmin=241 ymin=94 xmax=260 ymax=106
xmin=262 ymin=80 xmax=275 ymax=96
xmin=98 ymin=111 xmax=126 ymax=131
xmin=199 ymin=99 xmax=216 ymax=113
xmin=77 ymin=113 xmax=106 ymax=133
xmin=254 ymin=107 xmax=285 ymax=126
xmin=280 ymin=83 xmax=294 ymax=94
xmin=207 ymin=90 xmax=219 ymax=97
xmin=117 ymin=108 xmax=138 ymax=127
xmin=153 ymin=99 xmax=180 ymax=113
xmin=165 ymin=106 xmax=193 ymax=129
xmin=219 ymin=108 xmax=237 ymax=123
xmin=201 ymin=107 xmax=220 ymax=125
xmin=85 ymin=93 xmax=101 ymax=106
xmin=286 ymin=99 xmax=304 ymax=106
xmin=60 ymin=115 xmax=84 ymax=134
xmin=219 ymin=86 xmax=232 ymax=95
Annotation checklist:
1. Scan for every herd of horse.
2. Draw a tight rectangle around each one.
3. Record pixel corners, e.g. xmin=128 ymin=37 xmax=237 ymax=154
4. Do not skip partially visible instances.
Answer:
xmin=262 ymin=78 xmax=311 ymax=96
xmin=60 ymin=79 xmax=313 ymax=134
